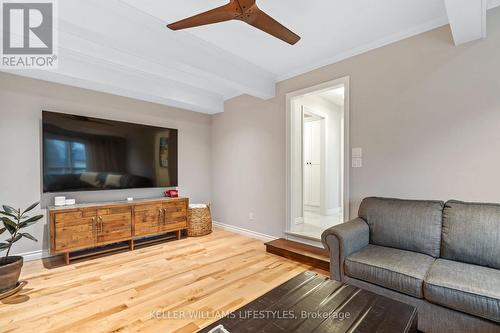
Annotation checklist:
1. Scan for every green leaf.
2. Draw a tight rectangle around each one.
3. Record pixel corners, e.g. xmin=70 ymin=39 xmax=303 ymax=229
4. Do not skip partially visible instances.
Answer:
xmin=1 ymin=218 xmax=17 ymax=234
xmin=23 ymin=215 xmax=43 ymax=223
xmin=19 ymin=221 xmax=37 ymax=229
xmin=20 ymin=233 xmax=38 ymax=242
xmin=2 ymin=217 xmax=17 ymax=227
xmin=0 ymin=211 xmax=17 ymax=219
xmin=22 ymin=202 xmax=39 ymax=215
xmin=19 ymin=215 xmax=43 ymax=228
xmin=2 ymin=205 xmax=18 ymax=215
xmin=0 ymin=242 xmax=10 ymax=251
xmin=0 ymin=227 xmax=5 ymax=235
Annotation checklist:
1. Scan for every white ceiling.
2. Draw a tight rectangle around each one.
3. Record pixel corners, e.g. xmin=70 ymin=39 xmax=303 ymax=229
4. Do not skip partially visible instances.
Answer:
xmin=125 ymin=0 xmax=449 ymax=78
xmin=2 ymin=0 xmax=500 ymax=114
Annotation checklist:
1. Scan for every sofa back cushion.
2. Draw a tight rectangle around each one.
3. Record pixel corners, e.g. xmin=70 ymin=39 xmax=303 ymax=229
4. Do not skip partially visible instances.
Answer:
xmin=442 ymin=200 xmax=500 ymax=269
xmin=359 ymin=197 xmax=444 ymax=257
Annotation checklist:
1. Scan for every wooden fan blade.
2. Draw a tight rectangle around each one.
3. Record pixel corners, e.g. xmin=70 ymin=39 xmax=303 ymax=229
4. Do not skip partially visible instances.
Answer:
xmin=236 ymin=0 xmax=257 ymax=9
xmin=167 ymin=1 xmax=241 ymax=30
xmin=241 ymin=7 xmax=300 ymax=45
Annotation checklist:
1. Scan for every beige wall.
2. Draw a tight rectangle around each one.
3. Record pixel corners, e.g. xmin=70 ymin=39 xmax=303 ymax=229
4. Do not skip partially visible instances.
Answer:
xmin=211 ymin=95 xmax=286 ymax=236
xmin=211 ymin=8 xmax=500 ymax=237
xmin=0 ymin=72 xmax=212 ymax=256
xmin=2 ymin=8 xmax=500 ymax=254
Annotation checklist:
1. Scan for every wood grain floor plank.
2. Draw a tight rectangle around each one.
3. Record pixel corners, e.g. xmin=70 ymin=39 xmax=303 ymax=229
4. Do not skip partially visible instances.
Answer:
xmin=0 ymin=228 xmax=319 ymax=333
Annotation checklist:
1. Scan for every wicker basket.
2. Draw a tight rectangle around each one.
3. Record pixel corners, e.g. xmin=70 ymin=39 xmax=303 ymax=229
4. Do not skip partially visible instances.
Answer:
xmin=187 ymin=204 xmax=212 ymax=237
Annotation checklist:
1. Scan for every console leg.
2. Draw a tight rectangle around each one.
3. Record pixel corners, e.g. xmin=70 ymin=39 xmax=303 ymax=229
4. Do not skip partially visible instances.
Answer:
xmin=64 ymin=252 xmax=70 ymax=265
xmin=129 ymin=239 xmax=134 ymax=251
xmin=176 ymin=230 xmax=181 ymax=240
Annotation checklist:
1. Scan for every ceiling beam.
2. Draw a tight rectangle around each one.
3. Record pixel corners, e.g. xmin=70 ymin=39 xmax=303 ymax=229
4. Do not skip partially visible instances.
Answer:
xmin=68 ymin=0 xmax=276 ymax=99
xmin=0 ymin=0 xmax=277 ymax=114
xmin=444 ymin=0 xmax=487 ymax=45
xmin=1 ymin=48 xmax=225 ymax=114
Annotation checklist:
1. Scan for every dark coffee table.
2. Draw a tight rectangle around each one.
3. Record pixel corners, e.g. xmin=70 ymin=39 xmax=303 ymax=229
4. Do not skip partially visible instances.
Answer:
xmin=199 ymin=271 xmax=417 ymax=333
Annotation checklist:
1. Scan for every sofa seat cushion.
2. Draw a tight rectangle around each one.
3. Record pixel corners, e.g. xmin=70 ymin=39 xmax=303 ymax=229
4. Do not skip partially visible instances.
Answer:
xmin=424 ymin=259 xmax=500 ymax=323
xmin=345 ymin=244 xmax=435 ymax=298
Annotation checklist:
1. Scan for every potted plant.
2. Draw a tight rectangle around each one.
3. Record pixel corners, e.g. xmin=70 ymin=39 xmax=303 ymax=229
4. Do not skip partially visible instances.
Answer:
xmin=0 ymin=202 xmax=43 ymax=293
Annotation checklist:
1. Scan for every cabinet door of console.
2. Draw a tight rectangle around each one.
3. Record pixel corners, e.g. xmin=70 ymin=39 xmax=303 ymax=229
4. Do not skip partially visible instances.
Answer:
xmin=133 ymin=203 xmax=161 ymax=237
xmin=160 ymin=199 xmax=188 ymax=232
xmin=97 ymin=206 xmax=132 ymax=244
xmin=54 ymin=209 xmax=97 ymax=252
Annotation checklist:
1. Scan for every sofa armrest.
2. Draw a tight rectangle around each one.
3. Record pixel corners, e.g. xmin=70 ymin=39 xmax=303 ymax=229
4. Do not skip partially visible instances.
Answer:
xmin=321 ymin=218 xmax=369 ymax=281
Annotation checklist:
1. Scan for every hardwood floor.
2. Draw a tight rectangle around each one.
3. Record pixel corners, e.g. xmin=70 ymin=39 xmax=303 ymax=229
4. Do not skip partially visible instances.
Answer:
xmin=0 ymin=228 xmax=324 ymax=333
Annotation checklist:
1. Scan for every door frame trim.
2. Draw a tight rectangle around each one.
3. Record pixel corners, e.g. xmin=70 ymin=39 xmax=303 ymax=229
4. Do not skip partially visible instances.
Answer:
xmin=285 ymin=76 xmax=351 ymax=236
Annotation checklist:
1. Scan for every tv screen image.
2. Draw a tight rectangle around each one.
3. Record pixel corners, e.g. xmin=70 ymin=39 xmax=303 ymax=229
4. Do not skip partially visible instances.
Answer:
xmin=42 ymin=111 xmax=178 ymax=193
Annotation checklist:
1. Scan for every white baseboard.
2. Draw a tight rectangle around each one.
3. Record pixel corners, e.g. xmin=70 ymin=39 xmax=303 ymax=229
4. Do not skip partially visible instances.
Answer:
xmin=212 ymin=221 xmax=277 ymax=242
xmin=304 ymin=205 xmax=320 ymax=213
xmin=14 ymin=249 xmax=51 ymax=262
xmin=324 ymin=207 xmax=342 ymax=216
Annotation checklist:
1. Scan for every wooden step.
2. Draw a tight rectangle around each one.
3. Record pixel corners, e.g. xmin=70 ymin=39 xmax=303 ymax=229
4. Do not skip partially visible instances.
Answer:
xmin=265 ymin=238 xmax=330 ymax=271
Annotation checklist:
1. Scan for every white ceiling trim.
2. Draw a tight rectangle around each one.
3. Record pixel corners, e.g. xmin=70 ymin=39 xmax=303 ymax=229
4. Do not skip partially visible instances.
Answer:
xmin=277 ymin=2 xmax=500 ymax=82
xmin=3 ymin=49 xmax=224 ymax=114
xmin=62 ymin=48 xmax=224 ymax=113
xmin=57 ymin=20 xmax=239 ymax=99
xmin=443 ymin=0 xmax=500 ymax=45
xmin=276 ymin=15 xmax=450 ymax=82
xmin=3 ymin=68 xmax=222 ymax=114
xmin=2 ymin=38 xmax=226 ymax=113
xmin=444 ymin=0 xmax=487 ymax=45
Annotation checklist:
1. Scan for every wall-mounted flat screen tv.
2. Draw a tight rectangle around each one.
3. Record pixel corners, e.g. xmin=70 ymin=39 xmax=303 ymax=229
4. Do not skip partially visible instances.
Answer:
xmin=42 ymin=111 xmax=178 ymax=193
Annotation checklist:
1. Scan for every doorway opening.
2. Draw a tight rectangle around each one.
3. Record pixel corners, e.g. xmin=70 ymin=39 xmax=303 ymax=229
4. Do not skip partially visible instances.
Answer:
xmin=286 ymin=77 xmax=349 ymax=242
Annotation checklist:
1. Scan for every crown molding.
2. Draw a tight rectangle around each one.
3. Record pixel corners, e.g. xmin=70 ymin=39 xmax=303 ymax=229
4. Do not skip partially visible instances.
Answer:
xmin=276 ymin=16 xmax=450 ymax=82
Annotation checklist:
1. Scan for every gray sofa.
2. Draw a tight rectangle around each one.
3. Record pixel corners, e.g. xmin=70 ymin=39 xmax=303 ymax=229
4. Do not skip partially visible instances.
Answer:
xmin=321 ymin=197 xmax=500 ymax=333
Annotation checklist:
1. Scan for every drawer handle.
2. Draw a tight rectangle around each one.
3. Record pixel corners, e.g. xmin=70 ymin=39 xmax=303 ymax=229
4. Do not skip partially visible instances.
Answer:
xmin=98 ymin=216 xmax=103 ymax=233
xmin=91 ymin=217 xmax=98 ymax=240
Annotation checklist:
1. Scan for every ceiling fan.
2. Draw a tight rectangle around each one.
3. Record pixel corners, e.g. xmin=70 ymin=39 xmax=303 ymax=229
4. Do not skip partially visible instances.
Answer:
xmin=167 ymin=0 xmax=301 ymax=45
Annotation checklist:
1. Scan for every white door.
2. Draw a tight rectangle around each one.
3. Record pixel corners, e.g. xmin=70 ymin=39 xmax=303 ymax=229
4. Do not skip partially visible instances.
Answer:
xmin=303 ymin=121 xmax=312 ymax=206
xmin=310 ymin=120 xmax=321 ymax=206
xmin=304 ymin=119 xmax=321 ymax=207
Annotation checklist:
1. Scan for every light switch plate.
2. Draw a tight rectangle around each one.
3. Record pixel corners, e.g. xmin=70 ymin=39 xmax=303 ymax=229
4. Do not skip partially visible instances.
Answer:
xmin=352 ymin=157 xmax=362 ymax=168
xmin=352 ymin=148 xmax=362 ymax=158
